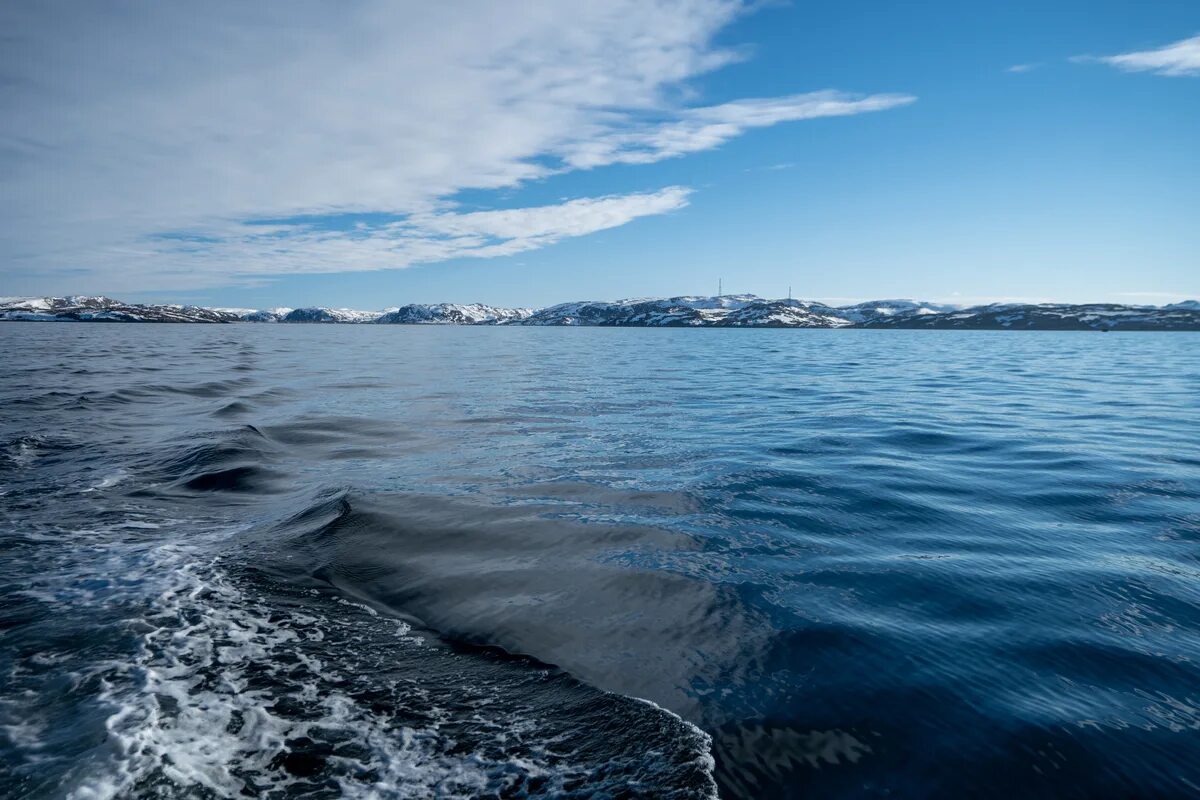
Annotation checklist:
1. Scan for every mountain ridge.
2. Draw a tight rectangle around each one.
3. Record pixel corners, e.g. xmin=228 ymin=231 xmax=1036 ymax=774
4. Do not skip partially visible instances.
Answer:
xmin=2 ymin=295 xmax=1198 ymax=330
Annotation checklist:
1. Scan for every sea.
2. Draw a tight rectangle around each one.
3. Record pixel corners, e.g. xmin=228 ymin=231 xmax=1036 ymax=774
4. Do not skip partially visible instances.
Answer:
xmin=1 ymin=323 xmax=1198 ymax=799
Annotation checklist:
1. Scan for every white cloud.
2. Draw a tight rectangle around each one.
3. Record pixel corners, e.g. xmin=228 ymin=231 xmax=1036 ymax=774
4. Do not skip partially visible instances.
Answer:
xmin=560 ymin=92 xmax=915 ymax=168
xmin=411 ymin=188 xmax=692 ymax=242
xmin=1006 ymin=63 xmax=1039 ymax=74
xmin=0 ymin=1 xmax=912 ymax=292
xmin=143 ymin=188 xmax=693 ymax=288
xmin=743 ymin=162 xmax=798 ymax=173
xmin=1079 ymin=34 xmax=1200 ymax=77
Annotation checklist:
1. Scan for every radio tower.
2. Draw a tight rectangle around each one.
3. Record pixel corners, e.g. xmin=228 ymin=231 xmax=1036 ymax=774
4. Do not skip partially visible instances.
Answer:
xmin=718 ymin=278 xmax=722 ymax=297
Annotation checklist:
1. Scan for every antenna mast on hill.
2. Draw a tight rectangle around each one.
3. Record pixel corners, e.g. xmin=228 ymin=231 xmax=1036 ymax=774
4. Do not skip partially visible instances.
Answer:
xmin=718 ymin=278 xmax=722 ymax=297
xmin=788 ymin=285 xmax=792 ymax=301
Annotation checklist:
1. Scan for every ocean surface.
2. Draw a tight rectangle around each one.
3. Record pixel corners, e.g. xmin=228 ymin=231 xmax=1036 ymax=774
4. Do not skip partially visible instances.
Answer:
xmin=2 ymin=324 xmax=1198 ymax=799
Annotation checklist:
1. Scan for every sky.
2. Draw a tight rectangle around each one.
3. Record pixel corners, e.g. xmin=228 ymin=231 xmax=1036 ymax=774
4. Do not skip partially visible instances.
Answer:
xmin=1 ymin=0 xmax=1197 ymax=310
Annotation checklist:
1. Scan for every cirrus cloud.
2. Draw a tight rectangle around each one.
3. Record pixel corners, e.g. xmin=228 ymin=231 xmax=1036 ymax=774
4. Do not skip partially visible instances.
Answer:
xmin=1077 ymin=34 xmax=1200 ymax=77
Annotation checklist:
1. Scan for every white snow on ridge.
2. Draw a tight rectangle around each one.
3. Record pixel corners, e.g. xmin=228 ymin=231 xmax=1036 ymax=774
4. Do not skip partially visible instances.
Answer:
xmin=833 ymin=299 xmax=962 ymax=323
xmin=376 ymin=303 xmax=534 ymax=325
xmin=324 ymin=308 xmax=381 ymax=323
xmin=629 ymin=294 xmax=761 ymax=311
xmin=0 ymin=297 xmax=54 ymax=310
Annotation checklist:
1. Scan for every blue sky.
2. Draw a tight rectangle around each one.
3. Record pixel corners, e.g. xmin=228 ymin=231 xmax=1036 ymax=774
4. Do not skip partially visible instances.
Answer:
xmin=1 ymin=1 xmax=1197 ymax=309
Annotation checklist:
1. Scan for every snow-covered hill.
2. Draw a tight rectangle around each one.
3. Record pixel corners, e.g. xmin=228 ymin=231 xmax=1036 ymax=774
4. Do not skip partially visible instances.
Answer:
xmin=210 ymin=307 xmax=294 ymax=322
xmin=833 ymin=299 xmax=961 ymax=324
xmin=860 ymin=302 xmax=1200 ymax=331
xmin=279 ymin=307 xmax=382 ymax=323
xmin=0 ymin=296 xmax=241 ymax=323
xmin=522 ymin=296 xmax=850 ymax=327
xmin=376 ymin=303 xmax=533 ymax=325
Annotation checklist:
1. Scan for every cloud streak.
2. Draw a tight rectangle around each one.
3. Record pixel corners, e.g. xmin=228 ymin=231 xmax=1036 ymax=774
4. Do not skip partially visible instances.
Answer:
xmin=1078 ymin=34 xmax=1200 ymax=77
xmin=144 ymin=188 xmax=694 ymax=288
xmin=0 ymin=0 xmax=913 ymax=292
xmin=560 ymin=92 xmax=915 ymax=168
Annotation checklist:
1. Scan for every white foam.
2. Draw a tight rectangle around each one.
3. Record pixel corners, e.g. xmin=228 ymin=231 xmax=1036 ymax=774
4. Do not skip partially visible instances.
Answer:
xmin=82 ymin=470 xmax=127 ymax=493
xmin=60 ymin=542 xmax=574 ymax=798
xmin=5 ymin=510 xmax=704 ymax=798
xmin=630 ymin=697 xmax=719 ymax=800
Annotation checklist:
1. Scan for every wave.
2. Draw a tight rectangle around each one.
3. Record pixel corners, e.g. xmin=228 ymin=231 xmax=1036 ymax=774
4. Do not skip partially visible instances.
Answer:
xmin=0 ymin=422 xmax=719 ymax=798
xmin=126 ymin=426 xmax=283 ymax=497
xmin=53 ymin=540 xmax=705 ymax=798
xmin=251 ymin=490 xmax=775 ymax=726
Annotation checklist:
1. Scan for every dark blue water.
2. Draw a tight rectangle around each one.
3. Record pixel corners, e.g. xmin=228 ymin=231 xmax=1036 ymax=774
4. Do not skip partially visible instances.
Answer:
xmin=2 ymin=324 xmax=1198 ymax=798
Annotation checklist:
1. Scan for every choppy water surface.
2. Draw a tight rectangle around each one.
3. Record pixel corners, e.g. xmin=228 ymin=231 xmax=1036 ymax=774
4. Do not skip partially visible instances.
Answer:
xmin=2 ymin=324 xmax=1198 ymax=799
